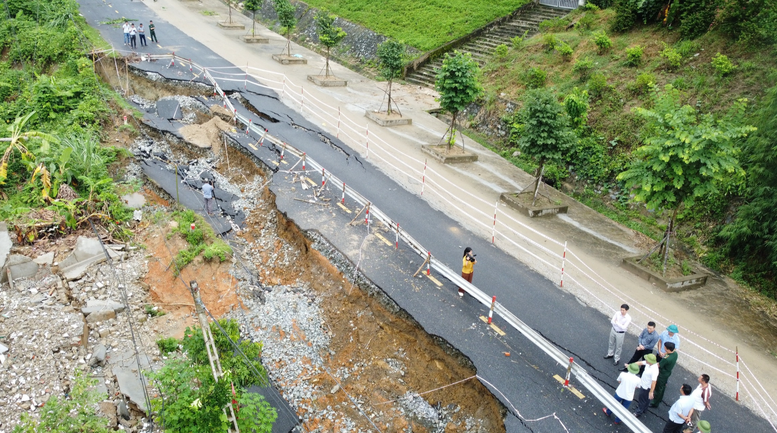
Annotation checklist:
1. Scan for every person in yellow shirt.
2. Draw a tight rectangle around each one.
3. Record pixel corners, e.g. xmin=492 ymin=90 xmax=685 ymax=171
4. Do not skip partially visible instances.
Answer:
xmin=459 ymin=247 xmax=476 ymax=297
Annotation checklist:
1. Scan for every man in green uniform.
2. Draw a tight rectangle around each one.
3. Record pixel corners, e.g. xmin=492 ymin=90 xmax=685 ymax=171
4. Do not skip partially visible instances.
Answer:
xmin=149 ymin=20 xmax=158 ymax=43
xmin=650 ymin=341 xmax=678 ymax=408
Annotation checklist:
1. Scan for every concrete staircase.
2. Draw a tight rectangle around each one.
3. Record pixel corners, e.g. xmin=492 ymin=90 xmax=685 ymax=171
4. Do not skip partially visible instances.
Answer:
xmin=405 ymin=5 xmax=570 ymax=88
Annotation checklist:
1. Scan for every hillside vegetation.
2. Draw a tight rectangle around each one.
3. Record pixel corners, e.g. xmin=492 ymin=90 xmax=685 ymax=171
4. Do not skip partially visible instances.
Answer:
xmin=301 ymin=0 xmax=529 ymax=51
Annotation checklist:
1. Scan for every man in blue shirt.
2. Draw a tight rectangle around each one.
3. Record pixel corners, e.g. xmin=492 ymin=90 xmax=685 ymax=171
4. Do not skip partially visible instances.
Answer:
xmin=202 ymin=180 xmax=215 ymax=215
xmin=623 ymin=321 xmax=659 ymax=371
xmin=657 ymin=324 xmax=681 ymax=361
xmin=662 ymin=383 xmax=694 ymax=433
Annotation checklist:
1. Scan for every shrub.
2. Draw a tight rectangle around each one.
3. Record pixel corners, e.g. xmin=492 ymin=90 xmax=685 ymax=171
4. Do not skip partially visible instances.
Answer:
xmin=542 ymin=33 xmax=559 ymax=51
xmin=575 ymin=13 xmax=596 ymax=33
xmin=625 ymin=45 xmax=643 ymax=66
xmin=592 ymin=30 xmax=612 ymax=53
xmin=678 ymin=0 xmax=717 ymax=40
xmin=511 ymin=30 xmax=529 ymax=49
xmin=630 ymin=73 xmax=656 ymax=94
xmin=539 ymin=16 xmax=570 ymax=33
xmin=675 ymin=40 xmax=700 ymax=58
xmin=573 ymin=57 xmax=595 ymax=81
xmin=493 ymin=43 xmax=509 ymax=58
xmin=585 ymin=2 xmax=601 ymax=11
xmin=523 ymin=67 xmax=547 ymax=89
xmin=588 ymin=0 xmax=614 ymax=8
xmin=564 ymin=88 xmax=590 ymax=128
xmin=556 ymin=41 xmax=574 ymax=60
xmin=588 ymin=72 xmax=609 ymax=97
xmin=660 ymin=44 xmax=682 ymax=70
xmin=157 ymin=337 xmax=179 ymax=354
xmin=711 ymin=53 xmax=737 ymax=76
xmin=611 ymin=0 xmax=638 ymax=32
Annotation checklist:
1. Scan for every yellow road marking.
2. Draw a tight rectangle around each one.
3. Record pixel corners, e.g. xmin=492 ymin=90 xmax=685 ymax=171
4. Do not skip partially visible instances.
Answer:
xmin=247 ymin=142 xmax=257 ymax=150
xmin=374 ymin=233 xmax=393 ymax=247
xmin=553 ymin=375 xmax=586 ymax=399
xmin=270 ymin=160 xmax=279 ymax=166
xmin=281 ymin=160 xmax=288 ymax=165
xmin=337 ymin=202 xmax=351 ymax=213
xmin=479 ymin=316 xmax=506 ymax=335
xmin=426 ymin=274 xmax=443 ymax=287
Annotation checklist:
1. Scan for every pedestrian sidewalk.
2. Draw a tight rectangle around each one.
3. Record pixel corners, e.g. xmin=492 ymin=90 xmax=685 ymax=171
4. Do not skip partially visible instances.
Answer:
xmin=130 ymin=0 xmax=777 ymax=425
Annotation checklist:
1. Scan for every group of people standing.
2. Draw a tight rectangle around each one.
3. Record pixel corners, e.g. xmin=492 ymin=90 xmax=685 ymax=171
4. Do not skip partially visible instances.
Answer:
xmin=603 ymin=304 xmax=713 ymax=433
xmin=122 ymin=20 xmax=158 ymax=49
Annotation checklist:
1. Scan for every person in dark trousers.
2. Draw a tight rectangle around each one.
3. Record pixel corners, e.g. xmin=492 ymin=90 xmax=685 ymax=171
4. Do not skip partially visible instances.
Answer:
xmin=459 ymin=247 xmax=476 ymax=297
xmin=662 ymin=384 xmax=694 ymax=433
xmin=138 ymin=23 xmax=147 ymax=47
xmin=149 ymin=20 xmax=158 ymax=43
xmin=202 ymin=180 xmax=215 ymax=215
xmin=129 ymin=24 xmax=137 ymax=49
xmin=623 ymin=320 xmax=659 ymax=373
xmin=651 ymin=341 xmax=678 ymax=408
xmin=631 ymin=353 xmax=658 ymax=418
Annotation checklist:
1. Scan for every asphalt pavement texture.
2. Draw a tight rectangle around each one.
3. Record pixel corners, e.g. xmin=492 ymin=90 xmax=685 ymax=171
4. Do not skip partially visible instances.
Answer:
xmin=77 ymin=1 xmax=771 ymax=432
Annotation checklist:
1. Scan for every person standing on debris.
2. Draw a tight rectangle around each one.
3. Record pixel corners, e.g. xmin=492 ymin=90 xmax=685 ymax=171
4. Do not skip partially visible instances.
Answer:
xmin=657 ymin=324 xmax=681 ymax=361
xmin=623 ymin=321 xmax=659 ymax=372
xmin=604 ymin=304 xmax=631 ymax=366
xmin=662 ymin=384 xmax=694 ymax=433
xmin=631 ymin=353 xmax=659 ymax=418
xmin=202 ymin=180 xmax=215 ymax=215
xmin=129 ymin=23 xmax=138 ymax=49
xmin=123 ymin=21 xmax=130 ymax=46
xmin=138 ymin=23 xmax=147 ymax=47
xmin=149 ymin=20 xmax=158 ymax=43
xmin=651 ymin=341 xmax=678 ymax=408
xmin=687 ymin=374 xmax=712 ymax=430
xmin=602 ymin=363 xmax=642 ymax=425
xmin=459 ymin=247 xmax=476 ymax=297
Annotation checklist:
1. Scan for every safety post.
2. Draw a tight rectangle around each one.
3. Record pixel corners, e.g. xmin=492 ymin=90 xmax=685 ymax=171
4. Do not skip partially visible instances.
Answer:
xmin=337 ymin=107 xmax=341 ymax=139
xmin=190 ymin=222 xmax=196 ymax=231
xmin=421 ymin=159 xmax=428 ymax=196
xmin=560 ymin=241 xmax=567 ymax=288
xmin=302 ymin=153 xmax=306 ymax=171
xmin=300 ymin=87 xmax=304 ymax=112
xmin=170 ymin=52 xmax=175 ymax=67
xmin=395 ymin=223 xmax=400 ymax=249
xmin=426 ymin=251 xmax=431 ymax=275
xmin=280 ymin=142 xmax=287 ymax=161
xmin=491 ymin=200 xmax=498 ymax=243
xmin=321 ymin=168 xmax=326 ymax=186
xmin=365 ymin=123 xmax=370 ymax=159
xmin=189 ymin=59 xmax=192 ymax=73
xmin=123 ymin=115 xmax=127 ymax=125
xmin=259 ymin=128 xmax=268 ymax=146
xmin=233 ymin=109 xmax=237 ymax=125
xmin=564 ymin=357 xmax=574 ymax=387
xmin=736 ymin=347 xmax=740 ymax=401
xmin=341 ymin=182 xmax=346 ymax=203
xmin=488 ymin=296 xmax=496 ymax=324
xmin=246 ymin=119 xmax=252 ymax=134
xmin=365 ymin=202 xmax=371 ymax=229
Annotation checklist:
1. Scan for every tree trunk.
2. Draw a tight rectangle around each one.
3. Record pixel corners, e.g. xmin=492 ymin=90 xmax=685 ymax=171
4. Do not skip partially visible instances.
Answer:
xmin=228 ymin=3 xmax=233 ymax=23
xmin=531 ymin=163 xmax=545 ymax=206
xmin=661 ymin=207 xmax=679 ymax=276
xmin=386 ymin=79 xmax=393 ymax=115
xmin=325 ymin=47 xmax=330 ymax=77
xmin=447 ymin=112 xmax=458 ymax=150
xmin=252 ymin=12 xmax=256 ymax=36
xmin=286 ymin=32 xmax=291 ymax=57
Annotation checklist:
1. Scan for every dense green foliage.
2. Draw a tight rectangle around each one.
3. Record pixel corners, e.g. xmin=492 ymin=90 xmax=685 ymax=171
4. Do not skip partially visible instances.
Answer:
xmin=302 ymin=0 xmax=529 ymax=51
xmin=243 ymin=0 xmax=262 ymax=36
xmin=171 ymin=210 xmax=233 ymax=274
xmin=273 ymin=0 xmax=297 ymax=55
xmin=435 ymin=51 xmax=483 ymax=148
xmin=13 ymin=371 xmax=111 ymax=433
xmin=151 ymin=321 xmax=276 ymax=433
xmin=315 ymin=13 xmax=346 ymax=76
xmin=376 ymin=40 xmax=406 ymax=114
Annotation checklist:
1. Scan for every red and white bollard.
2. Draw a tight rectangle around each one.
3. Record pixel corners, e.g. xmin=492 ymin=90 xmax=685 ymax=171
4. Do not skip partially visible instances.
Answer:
xmin=301 ymin=153 xmax=306 ymax=172
xmin=321 ymin=168 xmax=326 ymax=186
xmin=189 ymin=59 xmax=192 ymax=73
xmin=395 ymin=223 xmax=400 ymax=249
xmin=488 ymin=296 xmax=496 ymax=324
xmin=564 ymin=357 xmax=574 ymax=387
xmin=560 ymin=241 xmax=567 ymax=288
xmin=365 ymin=203 xmax=371 ymax=228
xmin=426 ymin=252 xmax=431 ymax=276
xmin=341 ymin=182 xmax=346 ymax=204
xmin=421 ymin=159 xmax=427 ymax=196
xmin=171 ymin=52 xmax=175 ymax=67
xmin=491 ymin=200 xmax=498 ymax=243
xmin=736 ymin=347 xmax=740 ymax=401
xmin=233 ymin=109 xmax=238 ymax=125
xmin=190 ymin=222 xmax=196 ymax=231
xmin=280 ymin=142 xmax=286 ymax=161
xmin=246 ymin=119 xmax=252 ymax=134
xmin=123 ymin=115 xmax=127 ymax=125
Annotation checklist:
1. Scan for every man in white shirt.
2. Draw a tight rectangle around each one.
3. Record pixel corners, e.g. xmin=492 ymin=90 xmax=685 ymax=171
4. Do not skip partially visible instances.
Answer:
xmin=122 ymin=21 xmax=130 ymax=46
xmin=604 ymin=303 xmax=631 ymax=366
xmin=632 ymin=353 xmax=659 ymax=418
xmin=663 ymin=384 xmax=694 ymax=433
xmin=602 ymin=363 xmax=642 ymax=425
xmin=687 ymin=374 xmax=712 ymax=430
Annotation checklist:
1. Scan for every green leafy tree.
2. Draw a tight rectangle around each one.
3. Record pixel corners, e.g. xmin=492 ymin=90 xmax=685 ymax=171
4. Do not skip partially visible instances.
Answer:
xmin=273 ymin=0 xmax=297 ymax=57
xmin=13 ymin=370 xmax=111 ymax=433
xmin=244 ymin=0 xmax=262 ymax=36
xmin=719 ymin=80 xmax=777 ymax=296
xmin=618 ymin=85 xmax=755 ymax=275
xmin=435 ymin=51 xmax=483 ymax=150
xmin=315 ymin=13 xmax=347 ymax=77
xmin=509 ymin=89 xmax=574 ymax=205
xmin=0 ymin=112 xmax=59 ymax=199
xmin=376 ymin=40 xmax=406 ymax=115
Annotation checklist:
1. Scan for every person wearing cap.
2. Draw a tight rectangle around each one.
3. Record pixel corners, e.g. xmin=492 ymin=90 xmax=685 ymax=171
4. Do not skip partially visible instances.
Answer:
xmin=624 ymin=321 xmax=659 ymax=372
xmin=651 ymin=341 xmax=678 ymax=408
xmin=663 ymin=384 xmax=695 ymax=433
xmin=604 ymin=304 xmax=631 ymax=366
xmin=687 ymin=374 xmax=712 ymax=430
xmin=602 ymin=363 xmax=642 ymax=425
xmin=631 ymin=353 xmax=659 ymax=418
xmin=657 ymin=324 xmax=681 ymax=361
xmin=695 ymin=420 xmax=711 ymax=433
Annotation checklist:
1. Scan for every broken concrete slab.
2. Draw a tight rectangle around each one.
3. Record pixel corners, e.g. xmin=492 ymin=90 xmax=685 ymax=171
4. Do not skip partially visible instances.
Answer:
xmin=0 ymin=222 xmax=11 ymax=270
xmin=0 ymin=254 xmax=39 ymax=283
xmin=0 ymin=343 xmax=8 ymax=354
xmin=59 ymin=237 xmax=123 ymax=281
xmin=114 ymin=367 xmax=150 ymax=412
xmin=156 ymin=98 xmax=183 ymax=120
xmin=117 ymin=400 xmax=130 ymax=420
xmin=33 ymin=252 xmax=55 ymax=266
xmin=90 ymin=344 xmax=107 ymax=366
xmin=121 ymin=192 xmax=146 ymax=209
xmin=86 ymin=310 xmax=116 ymax=323
xmin=83 ymin=300 xmax=126 ymax=315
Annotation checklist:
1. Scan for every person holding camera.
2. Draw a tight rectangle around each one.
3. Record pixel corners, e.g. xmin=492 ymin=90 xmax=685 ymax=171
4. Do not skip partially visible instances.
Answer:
xmin=459 ymin=247 xmax=477 ymax=297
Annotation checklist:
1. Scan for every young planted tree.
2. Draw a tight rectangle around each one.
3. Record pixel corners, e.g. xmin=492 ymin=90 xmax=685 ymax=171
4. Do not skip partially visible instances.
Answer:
xmin=244 ymin=0 xmax=262 ymax=36
xmin=225 ymin=0 xmax=237 ymax=24
xmin=509 ymin=88 xmax=574 ymax=205
xmin=273 ymin=0 xmax=297 ymax=57
xmin=435 ymin=51 xmax=483 ymax=150
xmin=315 ymin=13 xmax=346 ymax=77
xmin=377 ymin=40 xmax=406 ymax=115
xmin=618 ymin=85 xmax=755 ymax=275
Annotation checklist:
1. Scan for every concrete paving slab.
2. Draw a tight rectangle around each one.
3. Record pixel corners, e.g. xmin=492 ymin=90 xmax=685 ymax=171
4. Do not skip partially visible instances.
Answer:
xmin=114 ymin=367 xmax=149 ymax=412
xmin=83 ymin=300 xmax=126 ymax=315
xmin=1 ymin=254 xmax=39 ymax=283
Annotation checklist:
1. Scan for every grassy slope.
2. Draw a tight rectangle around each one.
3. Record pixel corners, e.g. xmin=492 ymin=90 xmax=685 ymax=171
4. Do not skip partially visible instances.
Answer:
xmin=301 ymin=0 xmax=529 ymax=51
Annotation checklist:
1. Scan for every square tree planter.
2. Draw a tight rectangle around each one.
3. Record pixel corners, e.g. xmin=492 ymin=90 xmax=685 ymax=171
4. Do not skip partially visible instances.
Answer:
xmin=499 ymin=192 xmax=568 ymax=218
xmin=421 ymin=144 xmax=477 ymax=164
xmin=307 ymin=75 xmax=347 ymax=87
xmin=218 ymin=22 xmax=245 ymax=30
xmin=621 ymin=256 xmax=708 ymax=292
xmin=365 ymin=111 xmax=412 ymax=127
xmin=242 ymin=35 xmax=269 ymax=44
xmin=272 ymin=54 xmax=307 ymax=65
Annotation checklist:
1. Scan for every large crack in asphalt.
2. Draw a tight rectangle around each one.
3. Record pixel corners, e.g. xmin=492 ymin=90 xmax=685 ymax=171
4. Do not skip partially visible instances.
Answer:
xmin=283 ymin=114 xmax=366 ymax=170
